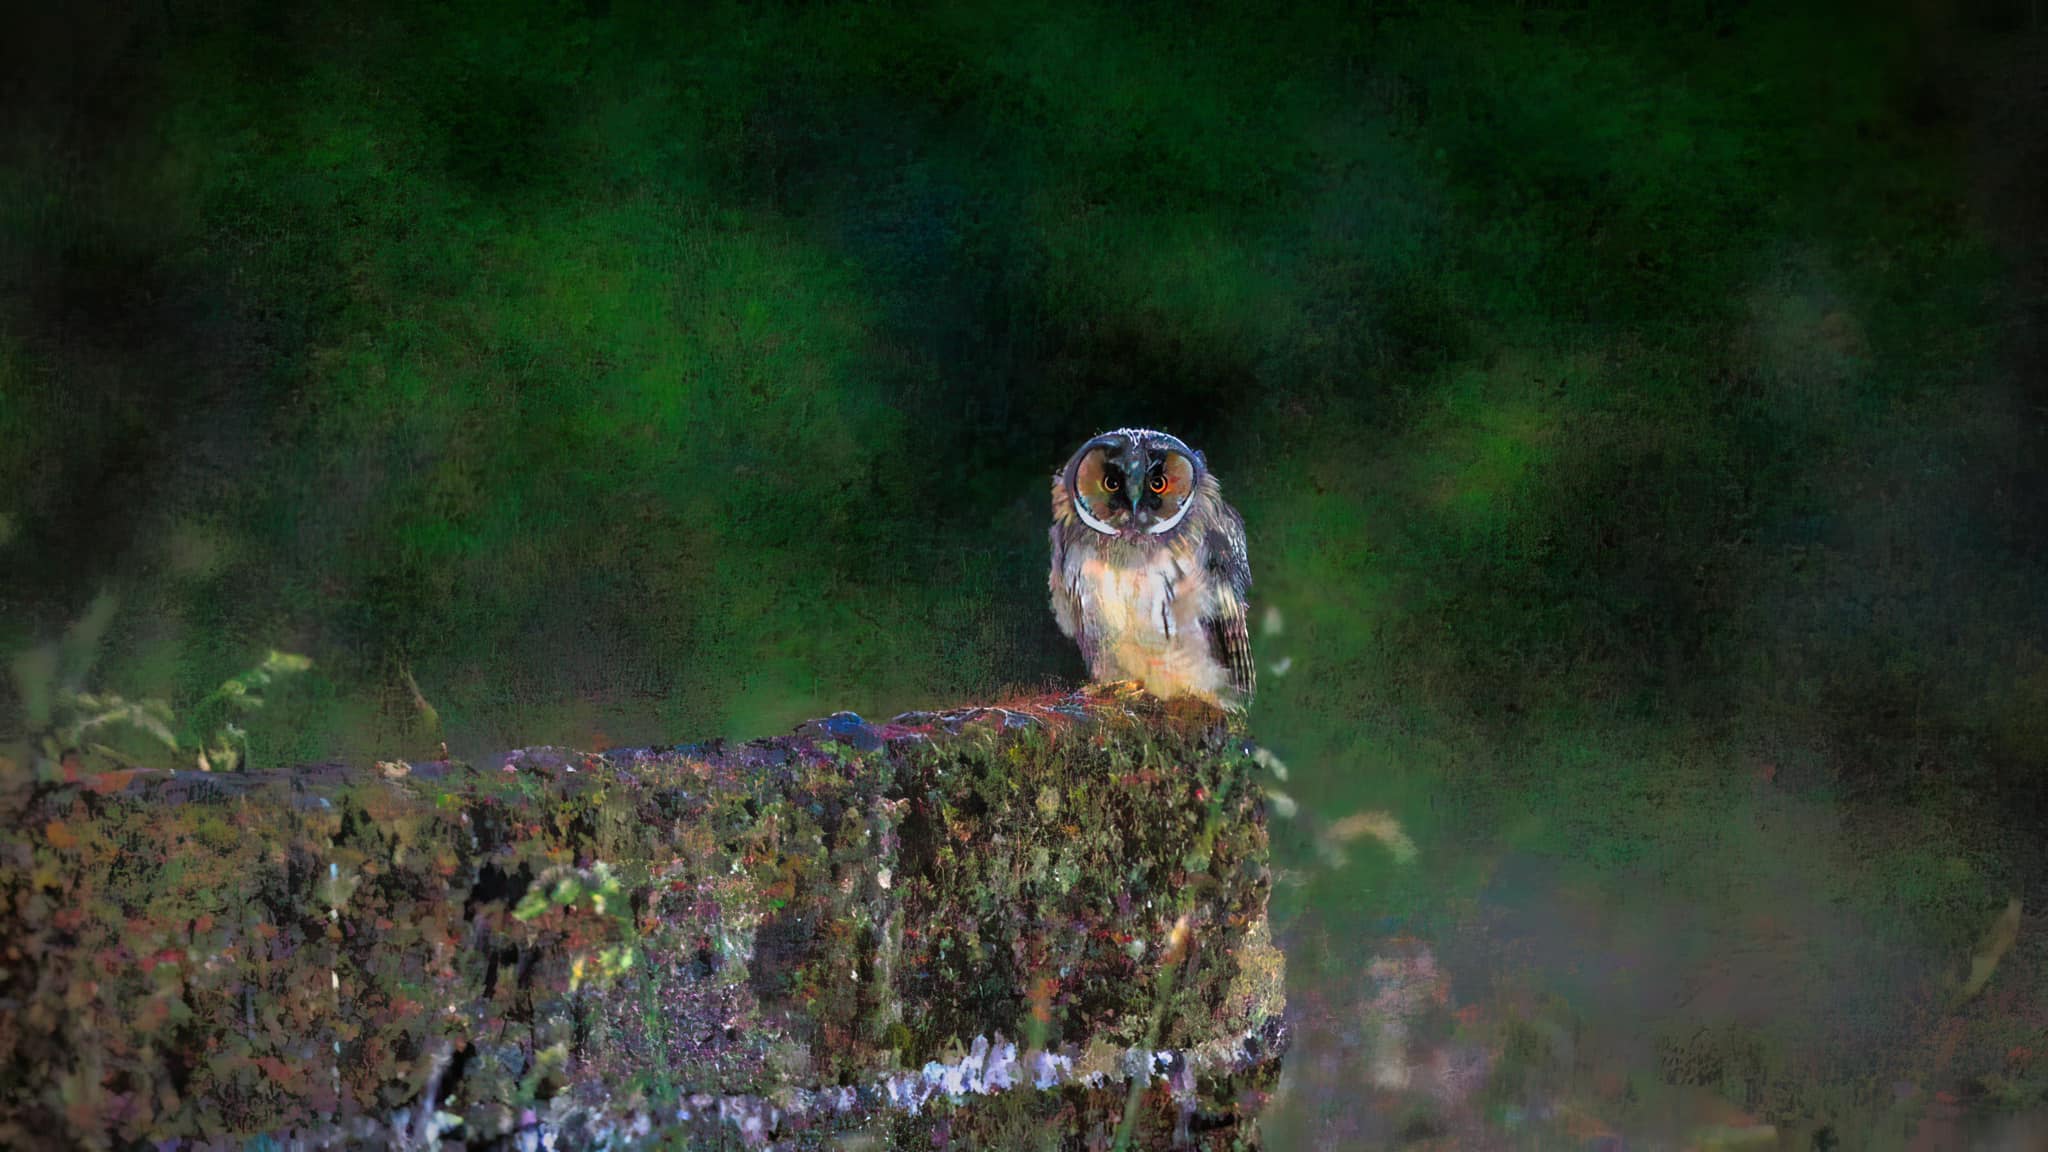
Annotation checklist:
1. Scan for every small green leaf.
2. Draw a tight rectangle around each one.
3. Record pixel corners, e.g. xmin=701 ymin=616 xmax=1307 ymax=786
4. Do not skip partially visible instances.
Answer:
xmin=131 ymin=707 xmax=179 ymax=750
xmin=1959 ymin=897 xmax=2023 ymax=1002
xmin=511 ymin=891 xmax=551 ymax=921
xmin=56 ymin=591 xmax=119 ymax=691
xmin=9 ymin=645 xmax=58 ymax=727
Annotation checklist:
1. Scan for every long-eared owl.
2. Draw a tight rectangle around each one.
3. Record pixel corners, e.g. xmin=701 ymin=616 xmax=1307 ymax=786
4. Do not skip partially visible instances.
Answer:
xmin=1049 ymin=428 xmax=1254 ymax=711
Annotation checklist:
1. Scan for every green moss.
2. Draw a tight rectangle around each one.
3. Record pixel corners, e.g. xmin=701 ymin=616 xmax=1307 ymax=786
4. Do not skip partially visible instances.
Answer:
xmin=0 ymin=691 xmax=1280 ymax=1148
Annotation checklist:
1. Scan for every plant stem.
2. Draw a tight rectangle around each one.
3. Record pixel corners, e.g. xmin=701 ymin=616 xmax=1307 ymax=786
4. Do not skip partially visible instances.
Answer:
xmin=1111 ymin=931 xmax=1190 ymax=1152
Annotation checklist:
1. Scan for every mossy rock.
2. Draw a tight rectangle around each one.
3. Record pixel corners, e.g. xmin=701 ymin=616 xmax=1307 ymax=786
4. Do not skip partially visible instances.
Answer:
xmin=0 ymin=687 xmax=1286 ymax=1149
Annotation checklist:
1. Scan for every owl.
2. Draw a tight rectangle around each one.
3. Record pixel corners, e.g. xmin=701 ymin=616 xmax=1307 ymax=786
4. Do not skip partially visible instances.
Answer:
xmin=1048 ymin=428 xmax=1255 ymax=711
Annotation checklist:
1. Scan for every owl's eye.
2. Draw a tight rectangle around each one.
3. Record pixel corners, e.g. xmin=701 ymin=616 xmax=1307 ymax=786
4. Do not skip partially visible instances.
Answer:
xmin=1102 ymin=472 xmax=1122 ymax=493
xmin=1148 ymin=473 xmax=1168 ymax=494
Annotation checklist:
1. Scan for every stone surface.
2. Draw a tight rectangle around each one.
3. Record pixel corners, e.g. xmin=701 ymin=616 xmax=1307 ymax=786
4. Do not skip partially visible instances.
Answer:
xmin=0 ymin=687 xmax=1285 ymax=1149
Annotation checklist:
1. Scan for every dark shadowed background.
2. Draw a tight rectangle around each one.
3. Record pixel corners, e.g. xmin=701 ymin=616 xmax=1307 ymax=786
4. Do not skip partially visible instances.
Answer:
xmin=3 ymin=0 xmax=2045 ymax=1146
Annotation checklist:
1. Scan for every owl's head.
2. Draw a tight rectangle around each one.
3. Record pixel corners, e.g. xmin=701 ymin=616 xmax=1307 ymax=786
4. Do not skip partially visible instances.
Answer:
xmin=1058 ymin=427 xmax=1208 ymax=539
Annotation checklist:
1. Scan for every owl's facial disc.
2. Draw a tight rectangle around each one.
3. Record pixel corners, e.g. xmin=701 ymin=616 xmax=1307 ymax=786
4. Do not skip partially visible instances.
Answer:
xmin=1072 ymin=439 xmax=1198 ymax=538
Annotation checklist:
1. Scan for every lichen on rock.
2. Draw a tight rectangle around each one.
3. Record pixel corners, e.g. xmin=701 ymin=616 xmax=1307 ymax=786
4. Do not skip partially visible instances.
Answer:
xmin=0 ymin=686 xmax=1286 ymax=1149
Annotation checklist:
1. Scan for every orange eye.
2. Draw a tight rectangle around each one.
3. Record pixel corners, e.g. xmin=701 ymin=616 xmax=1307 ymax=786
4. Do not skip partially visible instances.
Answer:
xmin=1149 ymin=474 xmax=1168 ymax=493
xmin=1103 ymin=473 xmax=1121 ymax=492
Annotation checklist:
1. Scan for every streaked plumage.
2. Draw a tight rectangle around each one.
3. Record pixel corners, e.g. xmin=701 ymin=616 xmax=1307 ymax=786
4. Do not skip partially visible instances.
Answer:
xmin=1048 ymin=428 xmax=1255 ymax=711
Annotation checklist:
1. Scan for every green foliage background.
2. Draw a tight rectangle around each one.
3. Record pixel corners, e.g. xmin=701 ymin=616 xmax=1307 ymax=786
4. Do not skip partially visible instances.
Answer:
xmin=3 ymin=0 xmax=2044 ymax=1142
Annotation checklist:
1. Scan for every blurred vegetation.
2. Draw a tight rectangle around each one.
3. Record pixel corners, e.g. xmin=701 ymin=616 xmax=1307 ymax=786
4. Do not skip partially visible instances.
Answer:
xmin=2 ymin=585 xmax=311 ymax=776
xmin=2 ymin=0 xmax=2043 ymax=1143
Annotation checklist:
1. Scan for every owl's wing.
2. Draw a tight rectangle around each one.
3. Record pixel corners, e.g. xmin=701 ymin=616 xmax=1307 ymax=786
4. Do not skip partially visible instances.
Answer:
xmin=1201 ymin=504 xmax=1256 ymax=703
xmin=1049 ymin=522 xmax=1095 ymax=665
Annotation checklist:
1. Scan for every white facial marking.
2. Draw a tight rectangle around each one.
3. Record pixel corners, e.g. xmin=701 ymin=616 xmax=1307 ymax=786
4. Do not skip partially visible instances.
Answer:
xmin=1074 ymin=495 xmax=1121 ymax=536
xmin=1146 ymin=500 xmax=1194 ymax=534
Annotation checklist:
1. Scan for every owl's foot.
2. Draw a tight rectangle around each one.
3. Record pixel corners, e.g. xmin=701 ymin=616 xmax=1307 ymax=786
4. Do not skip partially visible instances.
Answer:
xmin=1092 ymin=678 xmax=1149 ymax=700
xmin=1080 ymin=678 xmax=1153 ymax=709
